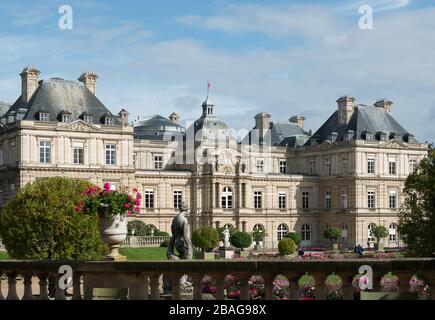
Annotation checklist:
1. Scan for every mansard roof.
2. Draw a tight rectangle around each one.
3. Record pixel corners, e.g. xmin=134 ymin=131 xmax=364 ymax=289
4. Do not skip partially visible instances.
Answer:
xmin=244 ymin=121 xmax=310 ymax=147
xmin=0 ymin=102 xmax=11 ymax=117
xmin=134 ymin=114 xmax=184 ymax=140
xmin=306 ymin=105 xmax=416 ymax=145
xmin=4 ymin=78 xmax=120 ymax=125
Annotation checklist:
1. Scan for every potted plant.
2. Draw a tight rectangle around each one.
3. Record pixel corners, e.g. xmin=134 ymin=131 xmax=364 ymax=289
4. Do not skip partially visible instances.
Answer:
xmin=192 ymin=227 xmax=219 ymax=260
xmin=230 ymin=231 xmax=253 ymax=258
xmin=370 ymin=225 xmax=388 ymax=252
xmin=77 ymin=183 xmax=141 ymax=260
xmin=298 ymin=274 xmax=316 ymax=300
xmin=278 ymin=238 xmax=296 ymax=258
xmin=325 ymin=274 xmax=343 ymax=300
xmin=323 ymin=226 xmax=342 ymax=251
xmin=409 ymin=274 xmax=430 ymax=300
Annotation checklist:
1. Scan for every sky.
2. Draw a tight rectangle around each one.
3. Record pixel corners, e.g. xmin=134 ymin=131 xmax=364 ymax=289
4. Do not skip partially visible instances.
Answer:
xmin=0 ymin=0 xmax=434 ymax=142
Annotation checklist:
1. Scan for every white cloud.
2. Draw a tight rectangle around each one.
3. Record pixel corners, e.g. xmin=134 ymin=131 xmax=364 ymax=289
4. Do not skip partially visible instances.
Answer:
xmin=339 ymin=0 xmax=411 ymax=13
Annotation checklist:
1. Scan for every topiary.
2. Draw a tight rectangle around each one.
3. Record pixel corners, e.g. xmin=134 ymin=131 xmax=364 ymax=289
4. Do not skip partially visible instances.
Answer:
xmin=278 ymin=238 xmax=296 ymax=256
xmin=0 ymin=177 xmax=105 ymax=260
xmin=127 ymin=220 xmax=150 ymax=236
xmin=230 ymin=231 xmax=252 ymax=250
xmin=154 ymin=230 xmax=170 ymax=237
xmin=192 ymin=227 xmax=220 ymax=252
xmin=285 ymin=232 xmax=301 ymax=245
xmin=323 ymin=227 xmax=342 ymax=244
xmin=160 ymin=239 xmax=169 ymax=247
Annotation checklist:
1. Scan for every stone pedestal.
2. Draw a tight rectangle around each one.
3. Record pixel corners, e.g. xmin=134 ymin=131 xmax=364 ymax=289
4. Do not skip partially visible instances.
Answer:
xmin=219 ymin=248 xmax=235 ymax=259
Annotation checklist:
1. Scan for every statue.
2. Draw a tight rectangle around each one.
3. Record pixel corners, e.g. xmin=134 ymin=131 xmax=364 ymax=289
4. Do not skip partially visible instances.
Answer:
xmin=167 ymin=202 xmax=193 ymax=260
xmin=223 ymin=225 xmax=230 ymax=248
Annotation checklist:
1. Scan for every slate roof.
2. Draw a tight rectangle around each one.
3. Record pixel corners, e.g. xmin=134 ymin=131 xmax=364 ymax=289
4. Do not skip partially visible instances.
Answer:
xmin=134 ymin=114 xmax=184 ymax=140
xmin=306 ymin=105 xmax=416 ymax=145
xmin=0 ymin=102 xmax=11 ymax=117
xmin=243 ymin=121 xmax=310 ymax=147
xmin=3 ymin=78 xmax=120 ymax=125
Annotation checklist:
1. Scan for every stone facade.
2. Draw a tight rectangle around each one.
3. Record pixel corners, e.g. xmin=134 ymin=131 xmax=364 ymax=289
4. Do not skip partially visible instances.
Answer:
xmin=0 ymin=67 xmax=428 ymax=249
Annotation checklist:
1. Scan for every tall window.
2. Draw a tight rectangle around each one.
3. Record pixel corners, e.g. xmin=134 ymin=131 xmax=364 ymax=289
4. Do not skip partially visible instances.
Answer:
xmin=253 ymin=224 xmax=264 ymax=241
xmin=325 ymin=192 xmax=332 ymax=209
xmin=277 ymin=224 xmax=289 ymax=241
xmin=389 ymin=223 xmax=398 ymax=241
xmin=39 ymin=112 xmax=49 ymax=122
xmin=154 ymin=155 xmax=163 ymax=170
xmin=254 ymin=191 xmax=262 ymax=209
xmin=309 ymin=159 xmax=315 ymax=175
xmin=62 ymin=114 xmax=71 ymax=123
xmin=221 ymin=187 xmax=233 ymax=209
xmin=341 ymin=192 xmax=348 ymax=209
xmin=341 ymin=224 xmax=348 ymax=241
xmin=388 ymin=158 xmax=396 ymax=175
xmin=105 ymin=144 xmax=116 ymax=165
xmin=302 ymin=191 xmax=309 ymax=209
xmin=409 ymin=159 xmax=417 ymax=173
xmin=325 ymin=159 xmax=331 ymax=176
xmin=278 ymin=192 xmax=286 ymax=209
xmin=301 ymin=224 xmax=311 ymax=241
xmin=256 ymin=160 xmax=264 ymax=173
xmin=389 ymin=190 xmax=397 ymax=209
xmin=105 ymin=117 xmax=114 ymax=125
xmin=367 ymin=157 xmax=375 ymax=174
xmin=174 ymin=190 xmax=182 ymax=209
xmin=145 ymin=190 xmax=154 ymax=209
xmin=84 ymin=115 xmax=93 ymax=124
xmin=39 ymin=141 xmax=51 ymax=163
xmin=279 ymin=160 xmax=287 ymax=174
xmin=368 ymin=224 xmax=376 ymax=242
xmin=73 ymin=147 xmax=84 ymax=165
xmin=368 ymin=191 xmax=375 ymax=208
xmin=341 ymin=158 xmax=348 ymax=175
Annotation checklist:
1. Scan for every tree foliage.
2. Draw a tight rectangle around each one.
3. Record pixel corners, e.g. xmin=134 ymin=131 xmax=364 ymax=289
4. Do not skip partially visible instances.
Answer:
xmin=278 ymin=238 xmax=296 ymax=256
xmin=370 ymin=225 xmax=389 ymax=242
xmin=323 ymin=227 xmax=342 ymax=244
xmin=230 ymin=231 xmax=252 ymax=250
xmin=285 ymin=232 xmax=302 ymax=245
xmin=399 ymin=146 xmax=435 ymax=256
xmin=127 ymin=220 xmax=150 ymax=236
xmin=0 ymin=177 xmax=104 ymax=260
xmin=192 ymin=227 xmax=220 ymax=252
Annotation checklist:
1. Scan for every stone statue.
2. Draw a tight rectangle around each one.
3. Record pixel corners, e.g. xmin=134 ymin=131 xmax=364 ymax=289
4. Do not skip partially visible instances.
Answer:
xmin=223 ymin=225 xmax=230 ymax=248
xmin=167 ymin=202 xmax=193 ymax=260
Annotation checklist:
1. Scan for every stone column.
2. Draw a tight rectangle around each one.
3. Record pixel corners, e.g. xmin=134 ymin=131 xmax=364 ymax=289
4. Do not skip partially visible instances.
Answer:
xmin=0 ymin=274 xmax=4 ymax=300
xmin=55 ymin=273 xmax=66 ymax=300
xmin=236 ymin=273 xmax=251 ymax=301
xmin=38 ymin=273 xmax=49 ymax=300
xmin=170 ymin=274 xmax=181 ymax=300
xmin=149 ymin=273 xmax=161 ymax=300
xmin=22 ymin=273 xmax=34 ymax=300
xmin=312 ymin=273 xmax=326 ymax=300
xmin=191 ymin=274 xmax=204 ymax=300
xmin=262 ymin=274 xmax=275 ymax=300
xmin=285 ymin=273 xmax=299 ymax=300
xmin=6 ymin=273 xmax=19 ymax=300
xmin=215 ymin=274 xmax=226 ymax=300
xmin=341 ymin=273 xmax=355 ymax=300
xmin=72 ymin=272 xmax=82 ymax=300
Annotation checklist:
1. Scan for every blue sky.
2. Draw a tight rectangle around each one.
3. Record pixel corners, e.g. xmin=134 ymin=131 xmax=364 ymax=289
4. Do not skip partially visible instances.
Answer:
xmin=0 ymin=0 xmax=434 ymax=142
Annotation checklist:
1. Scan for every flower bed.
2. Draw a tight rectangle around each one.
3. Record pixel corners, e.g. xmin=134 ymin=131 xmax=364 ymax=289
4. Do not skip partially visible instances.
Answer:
xmin=325 ymin=274 xmax=343 ymax=300
xmin=380 ymin=272 xmax=399 ymax=292
xmin=409 ymin=274 xmax=430 ymax=300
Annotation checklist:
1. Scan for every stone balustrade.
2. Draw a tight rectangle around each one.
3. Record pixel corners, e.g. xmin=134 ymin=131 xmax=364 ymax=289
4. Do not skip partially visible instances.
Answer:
xmin=1 ymin=259 xmax=435 ymax=300
xmin=122 ymin=236 xmax=170 ymax=247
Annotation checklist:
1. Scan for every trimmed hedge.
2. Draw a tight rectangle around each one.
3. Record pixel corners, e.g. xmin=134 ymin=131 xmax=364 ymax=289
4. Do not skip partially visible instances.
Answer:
xmin=278 ymin=238 xmax=296 ymax=256
xmin=230 ymin=231 xmax=252 ymax=250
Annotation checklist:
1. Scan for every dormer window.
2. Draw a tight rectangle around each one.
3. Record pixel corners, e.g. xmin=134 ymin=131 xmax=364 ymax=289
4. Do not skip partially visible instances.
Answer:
xmin=365 ymin=131 xmax=374 ymax=141
xmin=105 ymin=117 xmax=114 ymax=125
xmin=344 ymin=130 xmax=354 ymax=141
xmin=39 ymin=112 xmax=49 ymax=122
xmin=84 ymin=116 xmax=93 ymax=124
xmin=62 ymin=114 xmax=71 ymax=123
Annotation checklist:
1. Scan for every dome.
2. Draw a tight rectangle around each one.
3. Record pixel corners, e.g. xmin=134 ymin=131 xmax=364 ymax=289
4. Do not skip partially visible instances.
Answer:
xmin=134 ymin=114 xmax=185 ymax=140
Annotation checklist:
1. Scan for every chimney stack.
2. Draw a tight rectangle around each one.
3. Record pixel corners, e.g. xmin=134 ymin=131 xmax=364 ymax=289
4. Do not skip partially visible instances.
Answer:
xmin=20 ymin=66 xmax=41 ymax=104
xmin=289 ymin=115 xmax=305 ymax=129
xmin=337 ymin=96 xmax=356 ymax=125
xmin=255 ymin=112 xmax=271 ymax=138
xmin=118 ymin=109 xmax=129 ymax=126
xmin=374 ymin=99 xmax=393 ymax=113
xmin=78 ymin=71 xmax=98 ymax=95
xmin=169 ymin=112 xmax=180 ymax=125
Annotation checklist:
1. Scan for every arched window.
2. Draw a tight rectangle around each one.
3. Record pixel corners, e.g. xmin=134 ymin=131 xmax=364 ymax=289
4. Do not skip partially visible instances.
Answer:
xmin=277 ymin=224 xmax=288 ymax=241
xmin=221 ymin=187 xmax=233 ymax=209
xmin=147 ymin=224 xmax=157 ymax=236
xmin=389 ymin=223 xmax=398 ymax=241
xmin=301 ymin=224 xmax=311 ymax=241
xmin=253 ymin=224 xmax=265 ymax=241
xmin=368 ymin=223 xmax=376 ymax=242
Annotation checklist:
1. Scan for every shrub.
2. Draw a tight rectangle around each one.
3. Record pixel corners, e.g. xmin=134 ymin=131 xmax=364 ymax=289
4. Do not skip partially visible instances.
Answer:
xmin=380 ymin=272 xmax=399 ymax=292
xmin=285 ymin=232 xmax=301 ymax=245
xmin=325 ymin=274 xmax=343 ymax=300
xmin=323 ymin=227 xmax=342 ymax=244
xmin=230 ymin=231 xmax=252 ymax=250
xmin=278 ymin=238 xmax=296 ymax=256
xmin=127 ymin=220 xmax=150 ymax=236
xmin=160 ymin=239 xmax=169 ymax=247
xmin=217 ymin=225 xmax=236 ymax=240
xmin=154 ymin=230 xmax=170 ymax=237
xmin=0 ymin=177 xmax=104 ymax=260
xmin=192 ymin=227 xmax=220 ymax=252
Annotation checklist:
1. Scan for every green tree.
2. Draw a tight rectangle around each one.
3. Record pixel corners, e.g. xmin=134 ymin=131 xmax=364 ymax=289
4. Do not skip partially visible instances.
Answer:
xmin=285 ymin=232 xmax=302 ymax=245
xmin=278 ymin=238 xmax=296 ymax=256
xmin=230 ymin=231 xmax=252 ymax=250
xmin=192 ymin=227 xmax=220 ymax=252
xmin=0 ymin=177 xmax=104 ymax=260
xmin=323 ymin=227 xmax=342 ymax=244
xmin=127 ymin=220 xmax=150 ymax=236
xmin=370 ymin=225 xmax=389 ymax=244
xmin=399 ymin=146 xmax=435 ymax=256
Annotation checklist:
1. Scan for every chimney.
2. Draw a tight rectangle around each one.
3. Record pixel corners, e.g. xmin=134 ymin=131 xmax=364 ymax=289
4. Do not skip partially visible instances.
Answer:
xmin=374 ymin=99 xmax=393 ymax=113
xmin=78 ymin=71 xmax=98 ymax=95
xmin=20 ymin=66 xmax=41 ymax=104
xmin=337 ymin=96 xmax=356 ymax=125
xmin=118 ymin=109 xmax=129 ymax=126
xmin=169 ymin=112 xmax=180 ymax=125
xmin=255 ymin=112 xmax=271 ymax=138
xmin=289 ymin=115 xmax=305 ymax=129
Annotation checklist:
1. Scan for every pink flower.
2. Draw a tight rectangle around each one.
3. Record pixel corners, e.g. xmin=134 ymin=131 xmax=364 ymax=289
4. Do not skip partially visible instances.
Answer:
xmin=135 ymin=206 xmax=140 ymax=213
xmin=74 ymin=206 xmax=81 ymax=213
xmin=136 ymin=192 xmax=142 ymax=200
xmin=135 ymin=198 xmax=141 ymax=206
xmin=103 ymin=183 xmax=111 ymax=192
xmin=124 ymin=203 xmax=131 ymax=209
xmin=133 ymin=188 xmax=138 ymax=193
xmin=127 ymin=210 xmax=133 ymax=216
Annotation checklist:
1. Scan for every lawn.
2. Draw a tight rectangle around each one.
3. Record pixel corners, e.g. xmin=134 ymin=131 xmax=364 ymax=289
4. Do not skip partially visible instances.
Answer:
xmin=0 ymin=251 xmax=9 ymax=260
xmin=119 ymin=247 xmax=168 ymax=260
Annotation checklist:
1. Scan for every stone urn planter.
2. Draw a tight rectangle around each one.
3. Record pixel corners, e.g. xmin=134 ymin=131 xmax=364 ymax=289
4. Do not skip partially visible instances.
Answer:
xmin=99 ymin=213 xmax=128 ymax=261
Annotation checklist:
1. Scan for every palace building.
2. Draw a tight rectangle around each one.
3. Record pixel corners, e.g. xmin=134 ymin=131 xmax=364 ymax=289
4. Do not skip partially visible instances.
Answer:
xmin=0 ymin=66 xmax=428 ymax=248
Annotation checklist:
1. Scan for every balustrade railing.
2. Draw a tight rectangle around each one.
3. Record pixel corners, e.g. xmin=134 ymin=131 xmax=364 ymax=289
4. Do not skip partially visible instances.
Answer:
xmin=122 ymin=236 xmax=170 ymax=247
xmin=1 ymin=259 xmax=435 ymax=300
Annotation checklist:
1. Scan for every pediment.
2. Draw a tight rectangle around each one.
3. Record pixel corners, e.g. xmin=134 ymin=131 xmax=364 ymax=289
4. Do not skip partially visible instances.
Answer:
xmin=380 ymin=139 xmax=409 ymax=149
xmin=57 ymin=120 xmax=103 ymax=133
xmin=319 ymin=140 xmax=334 ymax=150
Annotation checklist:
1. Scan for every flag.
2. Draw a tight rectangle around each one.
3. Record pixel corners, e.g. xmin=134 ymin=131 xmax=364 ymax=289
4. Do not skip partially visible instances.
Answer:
xmin=208 ymin=80 xmax=211 ymax=89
